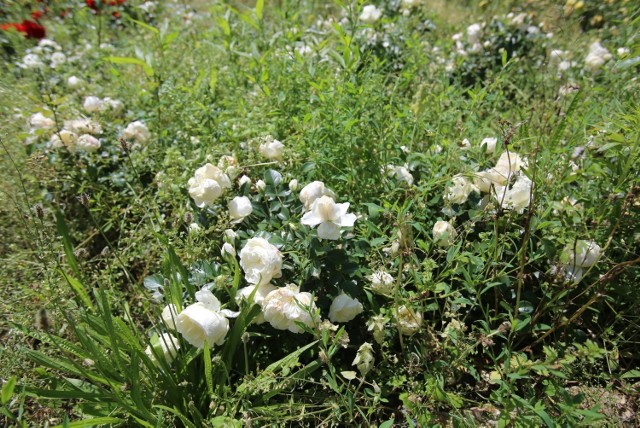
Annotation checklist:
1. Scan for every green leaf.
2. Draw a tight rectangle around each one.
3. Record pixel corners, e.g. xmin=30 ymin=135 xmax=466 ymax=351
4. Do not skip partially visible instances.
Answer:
xmin=55 ymin=210 xmax=81 ymax=279
xmin=1 ymin=376 xmax=16 ymax=405
xmin=255 ymin=0 xmax=264 ymax=21
xmin=204 ymin=343 xmax=214 ymax=398
xmin=621 ymin=370 xmax=640 ymax=379
xmin=59 ymin=271 xmax=93 ymax=310
xmin=52 ymin=417 xmax=124 ymax=428
xmin=129 ymin=17 xmax=160 ymax=35
xmin=105 ymin=56 xmax=154 ymax=77
xmin=379 ymin=419 xmax=394 ymax=428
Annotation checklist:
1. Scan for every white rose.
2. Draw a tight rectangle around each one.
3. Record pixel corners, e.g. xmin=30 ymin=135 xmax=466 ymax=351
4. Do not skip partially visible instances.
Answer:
xmin=396 ymin=305 xmax=422 ymax=336
xmin=239 ymin=237 xmax=283 ymax=286
xmin=289 ymin=179 xmax=299 ymax=192
xmin=122 ymin=120 xmax=150 ymax=144
xmin=329 ymin=293 xmax=363 ymax=323
xmin=58 ymin=129 xmax=78 ymax=150
xmin=103 ymin=97 xmax=124 ymax=114
xmin=475 ymin=151 xmax=525 ymax=193
xmin=29 ymin=112 xmax=55 ymax=130
xmin=49 ymin=52 xmax=66 ymax=68
xmin=64 ymin=119 xmax=102 ymax=135
xmin=369 ymin=270 xmax=394 ymax=296
xmin=585 ymin=41 xmax=612 ymax=71
xmin=218 ymin=155 xmax=240 ymax=178
xmin=481 ymin=137 xmax=497 ymax=154
xmin=76 ymin=134 xmax=101 ymax=152
xmin=145 ymin=333 xmax=180 ymax=366
xmin=432 ymin=220 xmax=457 ymax=248
xmin=359 ymin=5 xmax=382 ymax=24
xmin=259 ymin=139 xmax=284 ymax=160
xmin=83 ymin=96 xmax=104 ymax=113
xmin=352 ymin=342 xmax=375 ymax=376
xmin=188 ymin=223 xmax=202 ymax=233
xmin=386 ymin=165 xmax=414 ymax=186
xmin=299 ymin=181 xmax=335 ymax=210
xmin=188 ymin=163 xmax=232 ymax=208
xmin=256 ymin=179 xmax=266 ymax=192
xmin=21 ymin=53 xmax=43 ymax=69
xmin=228 ymin=196 xmax=253 ymax=223
xmin=301 ymin=196 xmax=357 ymax=240
xmin=224 ymin=229 xmax=238 ymax=243
xmin=262 ymin=285 xmax=318 ymax=333
xmin=235 ymin=283 xmax=278 ymax=306
xmin=562 ymin=240 xmax=601 ymax=282
xmin=493 ymin=174 xmax=533 ymax=212
xmin=467 ymin=23 xmax=483 ymax=45
xmin=67 ymin=76 xmax=84 ymax=89
xmin=176 ymin=290 xmax=234 ymax=349
xmin=238 ymin=175 xmax=252 ymax=187
xmin=161 ymin=304 xmax=178 ymax=330
xmin=445 ymin=175 xmax=479 ymax=205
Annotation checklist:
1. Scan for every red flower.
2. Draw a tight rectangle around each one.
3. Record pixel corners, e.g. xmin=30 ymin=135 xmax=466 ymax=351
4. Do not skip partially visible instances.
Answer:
xmin=1 ymin=20 xmax=46 ymax=39
xmin=32 ymin=10 xmax=44 ymax=20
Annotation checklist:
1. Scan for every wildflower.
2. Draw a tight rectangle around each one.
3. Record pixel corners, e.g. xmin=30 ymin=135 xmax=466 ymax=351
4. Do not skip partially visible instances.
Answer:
xmin=228 ymin=196 xmax=253 ymax=224
xmin=50 ymin=52 xmax=66 ymax=68
xmin=83 ymin=96 xmax=104 ymax=113
xmin=188 ymin=163 xmax=232 ymax=208
xmin=262 ymin=285 xmax=318 ymax=333
xmin=301 ymin=195 xmax=357 ymax=240
xmin=466 ymin=23 xmax=483 ymax=45
xmin=145 ymin=333 xmax=180 ymax=366
xmin=329 ymin=293 xmax=364 ymax=323
xmin=359 ymin=5 xmax=382 ymax=24
xmin=239 ymin=237 xmax=283 ymax=286
xmin=367 ymin=315 xmax=388 ymax=344
xmin=352 ymin=343 xmax=375 ymax=376
xmin=432 ymin=220 xmax=457 ymax=248
xmin=176 ymin=289 xmax=237 ymax=349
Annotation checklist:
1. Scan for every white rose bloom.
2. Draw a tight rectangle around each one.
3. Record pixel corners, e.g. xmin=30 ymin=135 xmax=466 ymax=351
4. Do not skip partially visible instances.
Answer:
xmin=256 ymin=179 xmax=266 ymax=192
xmin=396 ymin=305 xmax=422 ymax=336
xmin=67 ymin=76 xmax=84 ymax=89
xmin=176 ymin=289 xmax=236 ymax=349
xmin=123 ymin=120 xmax=150 ymax=144
xmin=289 ymin=179 xmax=299 ymax=192
xmin=562 ymin=240 xmax=601 ymax=282
xmin=369 ymin=270 xmax=395 ymax=296
xmin=239 ymin=237 xmax=283 ymax=286
xmin=49 ymin=134 xmax=64 ymax=149
xmin=301 ymin=195 xmax=357 ymax=240
xmin=475 ymin=151 xmax=525 ymax=193
xmin=460 ymin=138 xmax=471 ymax=150
xmin=445 ymin=175 xmax=479 ymax=205
xmin=76 ymin=134 xmax=101 ymax=152
xmin=299 ymin=181 xmax=335 ymax=210
xmin=64 ymin=118 xmax=102 ymax=135
xmin=235 ymin=283 xmax=278 ymax=306
xmin=585 ymin=41 xmax=612 ymax=71
xmin=467 ymin=23 xmax=483 ymax=45
xmin=367 ymin=315 xmax=388 ymax=345
xmin=188 ymin=223 xmax=202 ymax=233
xmin=493 ymin=174 xmax=533 ymax=212
xmin=21 ymin=53 xmax=43 ymax=69
xmin=329 ymin=293 xmax=363 ymax=323
xmin=145 ymin=333 xmax=180 ymax=366
xmin=49 ymin=52 xmax=66 ymax=68
xmin=386 ymin=165 xmax=414 ymax=186
xmin=188 ymin=163 xmax=232 ymax=208
xmin=352 ymin=342 xmax=375 ymax=376
xmin=103 ymin=97 xmax=124 ymax=114
xmin=238 ymin=175 xmax=252 ymax=187
xmin=262 ymin=285 xmax=318 ymax=333
xmin=29 ymin=112 xmax=55 ymax=130
xmin=432 ymin=220 xmax=457 ymax=248
xmin=83 ymin=96 xmax=104 ymax=113
xmin=359 ymin=5 xmax=382 ymax=24
xmin=58 ymin=129 xmax=78 ymax=150
xmin=259 ymin=139 xmax=284 ymax=160
xmin=161 ymin=304 xmax=178 ymax=330
xmin=402 ymin=0 xmax=421 ymax=7
xmin=218 ymin=155 xmax=240 ymax=178
xmin=617 ymin=47 xmax=630 ymax=57
xmin=228 ymin=196 xmax=253 ymax=223
xmin=481 ymin=137 xmax=497 ymax=154
xmin=221 ymin=242 xmax=236 ymax=258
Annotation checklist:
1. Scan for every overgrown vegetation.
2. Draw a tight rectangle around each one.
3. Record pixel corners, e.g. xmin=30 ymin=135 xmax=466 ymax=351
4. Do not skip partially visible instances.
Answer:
xmin=1 ymin=0 xmax=639 ymax=426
